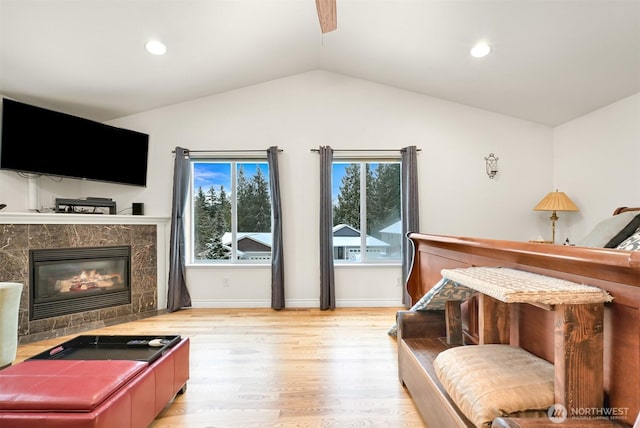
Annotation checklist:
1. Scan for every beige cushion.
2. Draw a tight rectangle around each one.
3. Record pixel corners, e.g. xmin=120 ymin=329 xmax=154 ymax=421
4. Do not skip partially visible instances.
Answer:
xmin=433 ymin=344 xmax=554 ymax=428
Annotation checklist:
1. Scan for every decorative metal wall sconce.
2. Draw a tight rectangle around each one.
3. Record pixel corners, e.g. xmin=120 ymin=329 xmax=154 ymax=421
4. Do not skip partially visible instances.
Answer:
xmin=485 ymin=153 xmax=498 ymax=179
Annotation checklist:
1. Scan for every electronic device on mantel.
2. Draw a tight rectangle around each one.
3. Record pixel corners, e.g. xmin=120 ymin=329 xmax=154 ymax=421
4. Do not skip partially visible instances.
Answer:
xmin=55 ymin=197 xmax=116 ymax=214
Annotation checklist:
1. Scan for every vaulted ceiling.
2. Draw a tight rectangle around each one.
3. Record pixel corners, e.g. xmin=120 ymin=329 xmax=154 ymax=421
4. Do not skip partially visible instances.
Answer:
xmin=1 ymin=0 xmax=639 ymax=126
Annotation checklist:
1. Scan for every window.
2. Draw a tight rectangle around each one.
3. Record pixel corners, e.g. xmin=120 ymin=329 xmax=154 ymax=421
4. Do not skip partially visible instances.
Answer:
xmin=332 ymin=160 xmax=401 ymax=263
xmin=191 ymin=160 xmax=271 ymax=263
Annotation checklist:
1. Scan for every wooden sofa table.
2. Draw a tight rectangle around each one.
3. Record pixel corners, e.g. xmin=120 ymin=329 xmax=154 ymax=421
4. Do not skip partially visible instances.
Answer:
xmin=440 ymin=266 xmax=612 ymax=416
xmin=397 ymin=232 xmax=640 ymax=427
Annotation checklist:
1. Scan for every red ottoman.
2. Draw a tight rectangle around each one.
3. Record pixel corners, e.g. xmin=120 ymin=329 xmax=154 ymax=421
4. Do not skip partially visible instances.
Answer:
xmin=0 ymin=337 xmax=189 ymax=428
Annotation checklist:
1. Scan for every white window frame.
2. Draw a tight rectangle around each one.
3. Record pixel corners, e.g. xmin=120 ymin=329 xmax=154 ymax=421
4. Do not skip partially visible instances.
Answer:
xmin=187 ymin=156 xmax=271 ymax=265
xmin=332 ymin=157 xmax=402 ymax=265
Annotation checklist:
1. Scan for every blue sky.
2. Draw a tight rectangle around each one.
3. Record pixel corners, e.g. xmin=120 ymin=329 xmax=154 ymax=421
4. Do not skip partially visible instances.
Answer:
xmin=332 ymin=163 xmax=349 ymax=199
xmin=194 ymin=161 xmax=348 ymax=196
xmin=193 ymin=161 xmax=391 ymax=198
xmin=193 ymin=162 xmax=268 ymax=192
xmin=332 ymin=162 xmax=386 ymax=199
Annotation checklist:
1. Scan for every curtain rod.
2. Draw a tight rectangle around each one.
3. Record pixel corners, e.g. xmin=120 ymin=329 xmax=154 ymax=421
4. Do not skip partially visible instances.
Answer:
xmin=310 ymin=148 xmax=420 ymax=152
xmin=172 ymin=149 xmax=283 ymax=154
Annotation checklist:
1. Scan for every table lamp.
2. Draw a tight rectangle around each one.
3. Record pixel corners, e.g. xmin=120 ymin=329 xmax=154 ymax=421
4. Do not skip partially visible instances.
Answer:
xmin=533 ymin=190 xmax=579 ymax=244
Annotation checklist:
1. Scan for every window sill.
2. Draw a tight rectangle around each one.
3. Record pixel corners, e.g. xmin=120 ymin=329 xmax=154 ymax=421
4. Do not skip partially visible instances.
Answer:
xmin=334 ymin=262 xmax=402 ymax=268
xmin=186 ymin=263 xmax=271 ymax=269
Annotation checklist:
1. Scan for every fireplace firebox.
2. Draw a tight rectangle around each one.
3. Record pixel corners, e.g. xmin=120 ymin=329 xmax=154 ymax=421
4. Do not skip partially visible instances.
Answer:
xmin=29 ymin=246 xmax=131 ymax=320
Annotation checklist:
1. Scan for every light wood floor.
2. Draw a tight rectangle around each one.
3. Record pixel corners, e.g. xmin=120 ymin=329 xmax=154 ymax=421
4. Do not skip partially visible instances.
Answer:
xmin=16 ymin=307 xmax=427 ymax=428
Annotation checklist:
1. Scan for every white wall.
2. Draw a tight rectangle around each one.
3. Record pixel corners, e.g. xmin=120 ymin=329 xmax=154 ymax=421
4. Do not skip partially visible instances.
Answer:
xmin=107 ymin=71 xmax=554 ymax=308
xmin=553 ymin=92 xmax=640 ymax=242
xmin=1 ymin=72 xmax=555 ymax=307
xmin=3 ymin=75 xmax=638 ymax=308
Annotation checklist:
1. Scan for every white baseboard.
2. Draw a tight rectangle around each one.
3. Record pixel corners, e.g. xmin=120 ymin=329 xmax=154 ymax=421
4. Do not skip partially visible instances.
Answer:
xmin=189 ymin=298 xmax=403 ymax=308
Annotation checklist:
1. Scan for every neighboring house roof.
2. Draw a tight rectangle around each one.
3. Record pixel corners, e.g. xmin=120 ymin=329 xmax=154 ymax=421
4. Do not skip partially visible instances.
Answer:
xmin=222 ymin=232 xmax=273 ymax=248
xmin=332 ymin=224 xmax=360 ymax=237
xmin=222 ymin=227 xmax=389 ymax=251
xmin=380 ymin=221 xmax=402 ymax=235
xmin=332 ymin=235 xmax=390 ymax=248
xmin=332 ymin=223 xmax=390 ymax=247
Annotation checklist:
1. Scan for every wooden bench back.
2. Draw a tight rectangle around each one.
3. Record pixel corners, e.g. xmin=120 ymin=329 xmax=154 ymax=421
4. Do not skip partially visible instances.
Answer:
xmin=406 ymin=233 xmax=640 ymax=426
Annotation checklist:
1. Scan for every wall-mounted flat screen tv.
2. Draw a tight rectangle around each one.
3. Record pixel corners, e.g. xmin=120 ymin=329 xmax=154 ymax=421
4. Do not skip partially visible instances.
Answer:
xmin=0 ymin=98 xmax=149 ymax=187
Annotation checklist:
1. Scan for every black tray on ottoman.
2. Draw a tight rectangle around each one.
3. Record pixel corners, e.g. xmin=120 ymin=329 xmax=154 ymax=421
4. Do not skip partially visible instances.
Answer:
xmin=26 ymin=335 xmax=182 ymax=364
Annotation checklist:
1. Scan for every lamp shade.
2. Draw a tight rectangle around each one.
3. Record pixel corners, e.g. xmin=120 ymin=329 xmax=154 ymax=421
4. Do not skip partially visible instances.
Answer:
xmin=533 ymin=190 xmax=579 ymax=212
xmin=316 ymin=0 xmax=337 ymax=33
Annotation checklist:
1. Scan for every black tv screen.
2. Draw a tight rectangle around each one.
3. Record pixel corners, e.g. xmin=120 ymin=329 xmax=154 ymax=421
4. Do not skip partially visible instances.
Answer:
xmin=0 ymin=98 xmax=149 ymax=187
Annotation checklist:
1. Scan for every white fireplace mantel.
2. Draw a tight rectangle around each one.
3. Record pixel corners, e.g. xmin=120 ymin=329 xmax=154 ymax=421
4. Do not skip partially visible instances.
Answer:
xmin=0 ymin=212 xmax=170 ymax=225
xmin=0 ymin=212 xmax=171 ymax=310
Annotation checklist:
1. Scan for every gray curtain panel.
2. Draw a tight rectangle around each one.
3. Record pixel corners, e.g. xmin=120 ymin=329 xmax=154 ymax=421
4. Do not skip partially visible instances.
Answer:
xmin=167 ymin=147 xmax=193 ymax=312
xmin=267 ymin=146 xmax=285 ymax=310
xmin=319 ymin=146 xmax=336 ymax=310
xmin=401 ymin=146 xmax=419 ymax=307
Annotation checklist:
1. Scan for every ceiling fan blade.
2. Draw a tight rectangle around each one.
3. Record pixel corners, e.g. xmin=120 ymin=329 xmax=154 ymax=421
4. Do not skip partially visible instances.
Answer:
xmin=316 ymin=0 xmax=337 ymax=33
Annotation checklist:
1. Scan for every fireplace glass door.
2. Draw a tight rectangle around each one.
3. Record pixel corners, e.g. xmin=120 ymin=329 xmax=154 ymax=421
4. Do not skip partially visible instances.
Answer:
xmin=30 ymin=246 xmax=131 ymax=320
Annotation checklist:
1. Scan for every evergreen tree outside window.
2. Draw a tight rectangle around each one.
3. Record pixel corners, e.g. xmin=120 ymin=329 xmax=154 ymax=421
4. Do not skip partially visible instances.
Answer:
xmin=191 ymin=160 xmax=271 ymax=263
xmin=332 ymin=160 xmax=402 ymax=263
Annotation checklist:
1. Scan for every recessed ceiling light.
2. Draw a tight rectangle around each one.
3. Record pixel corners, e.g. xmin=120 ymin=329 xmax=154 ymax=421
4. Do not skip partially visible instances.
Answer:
xmin=145 ymin=40 xmax=167 ymax=56
xmin=470 ymin=42 xmax=491 ymax=58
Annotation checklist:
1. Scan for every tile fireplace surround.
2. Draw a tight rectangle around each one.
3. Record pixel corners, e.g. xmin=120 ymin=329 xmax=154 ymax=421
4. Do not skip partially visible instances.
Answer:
xmin=0 ymin=213 xmax=170 ymax=344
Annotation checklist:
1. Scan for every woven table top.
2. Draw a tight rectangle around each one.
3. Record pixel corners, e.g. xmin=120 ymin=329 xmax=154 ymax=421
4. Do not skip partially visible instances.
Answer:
xmin=440 ymin=267 xmax=613 ymax=305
